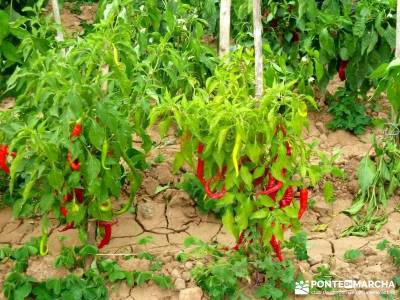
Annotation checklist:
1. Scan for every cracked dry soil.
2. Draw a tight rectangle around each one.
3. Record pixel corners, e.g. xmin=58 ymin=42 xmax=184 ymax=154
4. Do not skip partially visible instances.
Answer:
xmin=0 ymin=108 xmax=399 ymax=299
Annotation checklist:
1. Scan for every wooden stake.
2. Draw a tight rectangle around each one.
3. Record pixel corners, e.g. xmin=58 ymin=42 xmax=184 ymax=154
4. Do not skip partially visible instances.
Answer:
xmin=50 ymin=0 xmax=64 ymax=42
xmin=84 ymin=220 xmax=97 ymax=270
xmin=219 ymin=0 xmax=232 ymax=57
xmin=396 ymin=0 xmax=400 ymax=58
xmin=253 ymin=0 xmax=263 ymax=99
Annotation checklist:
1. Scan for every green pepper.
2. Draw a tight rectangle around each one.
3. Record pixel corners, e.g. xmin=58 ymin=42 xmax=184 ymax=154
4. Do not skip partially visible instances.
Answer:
xmin=40 ymin=235 xmax=48 ymax=256
xmin=101 ymin=140 xmax=110 ymax=170
xmin=99 ymin=199 xmax=112 ymax=212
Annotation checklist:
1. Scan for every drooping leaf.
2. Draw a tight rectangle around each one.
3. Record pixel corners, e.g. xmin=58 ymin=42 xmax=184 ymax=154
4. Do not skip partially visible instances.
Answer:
xmin=357 ymin=156 xmax=376 ymax=192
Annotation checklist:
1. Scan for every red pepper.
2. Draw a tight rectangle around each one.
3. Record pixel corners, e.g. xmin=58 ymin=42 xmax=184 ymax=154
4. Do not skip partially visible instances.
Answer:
xmin=0 ymin=145 xmax=10 ymax=174
xmin=71 ymin=124 xmax=82 ymax=138
xmin=63 ymin=193 xmax=73 ymax=202
xmin=64 ymin=189 xmax=84 ymax=203
xmin=97 ymin=224 xmax=113 ymax=249
xmin=285 ymin=141 xmax=292 ymax=156
xmin=0 ymin=145 xmax=7 ymax=154
xmin=338 ymin=61 xmax=348 ymax=81
xmin=67 ymin=151 xmax=80 ymax=171
xmin=215 ymin=166 xmax=227 ymax=181
xmin=204 ymin=179 xmax=226 ymax=199
xmin=74 ymin=188 xmax=84 ymax=203
xmin=292 ymin=31 xmax=300 ymax=43
xmin=279 ymin=187 xmax=294 ymax=208
xmin=298 ymin=188 xmax=308 ymax=220
xmin=266 ymin=173 xmax=276 ymax=189
xmin=196 ymin=143 xmax=226 ymax=199
xmin=270 ymin=235 xmax=283 ymax=261
xmin=196 ymin=143 xmax=206 ymax=184
xmin=258 ymin=180 xmax=283 ymax=197
xmin=97 ymin=220 xmax=118 ymax=227
xmin=96 ymin=220 xmax=117 ymax=249
xmin=11 ymin=152 xmax=17 ymax=158
xmin=60 ymin=207 xmax=68 ymax=217
xmin=232 ymin=231 xmax=245 ymax=251
xmin=253 ymin=168 xmax=268 ymax=187
xmin=59 ymin=222 xmax=74 ymax=232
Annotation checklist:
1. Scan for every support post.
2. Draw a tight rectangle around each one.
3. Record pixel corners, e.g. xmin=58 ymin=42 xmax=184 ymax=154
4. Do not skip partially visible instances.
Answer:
xmin=396 ymin=0 xmax=400 ymax=58
xmin=219 ymin=0 xmax=232 ymax=57
xmin=50 ymin=0 xmax=64 ymax=42
xmin=253 ymin=0 xmax=263 ymax=99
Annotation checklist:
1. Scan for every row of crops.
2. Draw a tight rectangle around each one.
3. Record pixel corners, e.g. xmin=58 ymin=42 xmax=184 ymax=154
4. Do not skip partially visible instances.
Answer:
xmin=0 ymin=0 xmax=399 ymax=299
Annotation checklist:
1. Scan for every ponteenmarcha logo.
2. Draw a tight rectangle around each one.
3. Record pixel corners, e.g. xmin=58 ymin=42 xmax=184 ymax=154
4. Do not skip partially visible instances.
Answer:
xmin=295 ymin=281 xmax=310 ymax=295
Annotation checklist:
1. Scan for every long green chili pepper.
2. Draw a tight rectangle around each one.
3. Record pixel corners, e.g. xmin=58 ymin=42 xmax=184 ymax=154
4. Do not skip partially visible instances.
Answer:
xmin=101 ymin=140 xmax=110 ymax=170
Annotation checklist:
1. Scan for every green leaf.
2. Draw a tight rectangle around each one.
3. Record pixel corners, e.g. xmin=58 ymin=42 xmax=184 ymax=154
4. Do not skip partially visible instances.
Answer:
xmin=250 ymin=209 xmax=269 ymax=220
xmin=240 ymin=166 xmax=253 ymax=189
xmin=222 ymin=207 xmax=238 ymax=239
xmin=0 ymin=41 xmax=19 ymax=62
xmin=236 ymin=196 xmax=253 ymax=232
xmin=343 ymin=249 xmax=362 ymax=262
xmin=258 ymin=195 xmax=276 ymax=207
xmin=172 ymin=152 xmax=185 ymax=172
xmin=153 ymin=275 xmax=173 ymax=289
xmin=88 ymin=122 xmax=105 ymax=150
xmin=109 ymin=271 xmax=126 ymax=282
xmin=217 ymin=128 xmax=228 ymax=151
xmin=0 ymin=10 xmax=10 ymax=42
xmin=357 ymin=156 xmax=376 ymax=192
xmin=376 ymin=239 xmax=389 ymax=251
xmin=387 ymin=58 xmax=400 ymax=70
xmin=48 ymin=169 xmax=63 ymax=190
xmin=136 ymin=271 xmax=153 ymax=286
xmin=246 ymin=144 xmax=261 ymax=163
xmin=215 ymin=192 xmax=235 ymax=207
xmin=84 ymin=155 xmax=101 ymax=183
xmin=323 ymin=181 xmax=334 ymax=203
xmin=39 ymin=193 xmax=55 ymax=213
xmin=319 ymin=28 xmax=335 ymax=58
xmin=366 ymin=30 xmax=378 ymax=54
xmin=137 ymin=236 xmax=154 ymax=245
xmin=255 ymin=284 xmax=283 ymax=299
xmin=314 ymin=60 xmax=325 ymax=80
xmin=14 ymin=282 xmax=32 ymax=300
xmin=353 ymin=14 xmax=367 ymax=37
xmin=183 ymin=236 xmax=205 ymax=247
xmin=252 ymin=166 xmax=265 ymax=179
xmin=344 ymin=196 xmax=365 ymax=215
xmin=79 ymin=245 xmax=98 ymax=257
xmin=387 ymin=75 xmax=400 ymax=112
xmin=283 ymin=206 xmax=298 ymax=219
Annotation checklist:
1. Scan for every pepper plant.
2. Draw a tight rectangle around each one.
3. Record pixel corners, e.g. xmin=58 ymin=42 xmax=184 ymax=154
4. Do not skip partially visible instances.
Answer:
xmin=0 ymin=2 xmax=152 ymax=251
xmin=0 ymin=0 xmax=221 ymax=252
xmin=0 ymin=0 xmax=56 ymax=93
xmin=343 ymin=58 xmax=400 ymax=236
xmin=151 ymin=48 xmax=340 ymax=260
